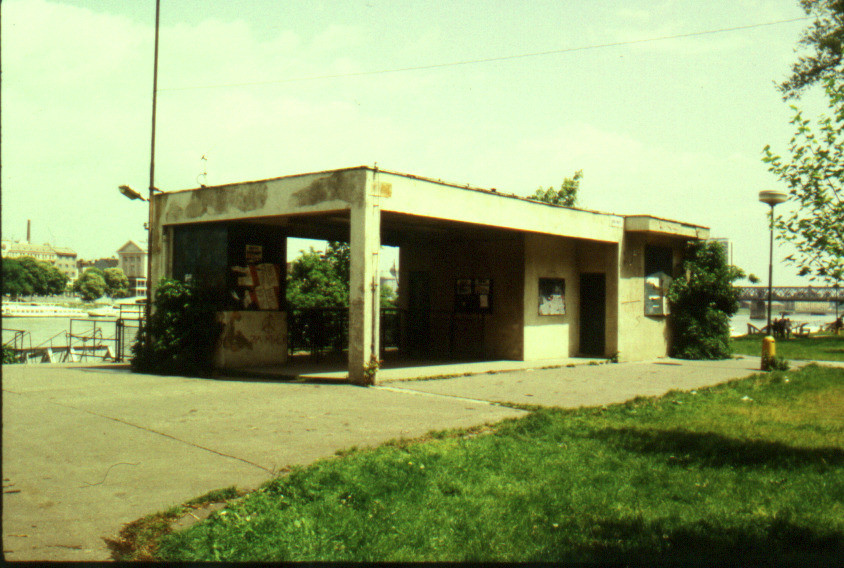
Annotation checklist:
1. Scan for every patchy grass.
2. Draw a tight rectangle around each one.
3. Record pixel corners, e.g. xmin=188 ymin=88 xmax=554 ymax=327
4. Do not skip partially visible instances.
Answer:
xmin=732 ymin=333 xmax=844 ymax=362
xmin=106 ymin=486 xmax=243 ymax=561
xmin=147 ymin=365 xmax=844 ymax=563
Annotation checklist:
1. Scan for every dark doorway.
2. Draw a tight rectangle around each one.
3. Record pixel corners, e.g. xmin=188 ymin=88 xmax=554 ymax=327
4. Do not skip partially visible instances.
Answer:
xmin=579 ymin=273 xmax=606 ymax=356
xmin=407 ymin=271 xmax=431 ymax=358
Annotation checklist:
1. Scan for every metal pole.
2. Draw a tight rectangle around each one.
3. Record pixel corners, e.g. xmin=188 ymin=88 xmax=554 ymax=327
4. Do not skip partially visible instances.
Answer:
xmin=766 ymin=204 xmax=774 ymax=333
xmin=145 ymin=0 xmax=161 ymax=335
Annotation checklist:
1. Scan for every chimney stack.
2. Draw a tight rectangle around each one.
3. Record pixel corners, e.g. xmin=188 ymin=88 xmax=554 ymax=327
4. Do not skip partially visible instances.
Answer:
xmin=27 ymin=220 xmax=31 ymax=243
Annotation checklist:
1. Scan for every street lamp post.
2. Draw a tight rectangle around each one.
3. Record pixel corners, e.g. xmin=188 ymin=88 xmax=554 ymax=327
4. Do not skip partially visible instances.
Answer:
xmin=117 ymin=0 xmax=160 ymax=341
xmin=758 ymin=189 xmax=787 ymax=369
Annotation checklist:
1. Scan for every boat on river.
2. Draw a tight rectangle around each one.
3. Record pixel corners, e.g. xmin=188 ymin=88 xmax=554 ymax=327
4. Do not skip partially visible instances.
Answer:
xmin=1 ymin=302 xmax=86 ymax=318
xmin=87 ymin=306 xmax=121 ymax=318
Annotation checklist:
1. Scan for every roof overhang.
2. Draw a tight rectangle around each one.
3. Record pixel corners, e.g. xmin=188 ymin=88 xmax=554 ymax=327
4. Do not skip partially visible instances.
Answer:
xmin=624 ymin=215 xmax=709 ymax=239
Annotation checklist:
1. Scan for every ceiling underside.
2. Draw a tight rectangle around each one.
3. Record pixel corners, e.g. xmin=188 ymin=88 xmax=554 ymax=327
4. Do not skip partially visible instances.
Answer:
xmin=241 ymin=211 xmax=524 ymax=246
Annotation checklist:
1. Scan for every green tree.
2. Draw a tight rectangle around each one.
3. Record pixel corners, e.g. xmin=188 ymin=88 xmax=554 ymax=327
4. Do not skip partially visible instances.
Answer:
xmin=380 ymin=283 xmax=397 ymax=308
xmin=6 ymin=256 xmax=68 ymax=296
xmin=531 ymin=170 xmax=582 ymax=207
xmin=74 ymin=268 xmax=107 ymax=301
xmin=44 ymin=264 xmax=69 ymax=295
xmin=2 ymin=258 xmax=34 ymax=298
xmin=779 ymin=0 xmax=844 ymax=98
xmin=103 ymin=267 xmax=130 ymax=298
xmin=667 ymin=241 xmax=745 ymax=359
xmin=763 ymin=76 xmax=844 ymax=286
xmin=287 ymin=241 xmax=398 ymax=309
xmin=287 ymin=241 xmax=351 ymax=308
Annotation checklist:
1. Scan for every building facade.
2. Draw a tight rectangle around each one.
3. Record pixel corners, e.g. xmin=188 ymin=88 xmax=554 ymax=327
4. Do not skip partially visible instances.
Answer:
xmin=117 ymin=241 xmax=148 ymax=297
xmin=149 ymin=166 xmax=709 ymax=384
xmin=1 ymin=240 xmax=78 ymax=282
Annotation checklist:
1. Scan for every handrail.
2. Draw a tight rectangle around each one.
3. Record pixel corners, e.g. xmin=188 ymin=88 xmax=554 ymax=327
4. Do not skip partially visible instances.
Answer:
xmin=35 ymin=329 xmax=70 ymax=350
xmin=3 ymin=328 xmax=32 ymax=351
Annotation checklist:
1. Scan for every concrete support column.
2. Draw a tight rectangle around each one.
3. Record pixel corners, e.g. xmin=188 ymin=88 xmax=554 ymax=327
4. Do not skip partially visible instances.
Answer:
xmin=148 ymin=196 xmax=166 ymax=303
xmin=348 ymin=170 xmax=381 ymax=385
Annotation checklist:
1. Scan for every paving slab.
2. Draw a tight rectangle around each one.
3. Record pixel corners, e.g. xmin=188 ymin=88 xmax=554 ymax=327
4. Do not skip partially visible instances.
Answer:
xmin=2 ymin=363 xmax=523 ymax=561
xmin=380 ymin=356 xmax=769 ymax=409
xmin=6 ymin=355 xmax=833 ymax=561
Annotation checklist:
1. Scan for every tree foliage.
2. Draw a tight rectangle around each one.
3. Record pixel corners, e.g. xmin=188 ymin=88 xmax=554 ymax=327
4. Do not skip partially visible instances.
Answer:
xmin=72 ymin=266 xmax=131 ymax=300
xmin=779 ymin=0 xmax=844 ymax=98
xmin=74 ymin=268 xmax=107 ymax=301
xmin=763 ymin=76 xmax=844 ymax=285
xmin=287 ymin=242 xmax=351 ymax=309
xmin=131 ymin=278 xmax=223 ymax=376
xmin=2 ymin=258 xmax=34 ymax=298
xmin=667 ymin=241 xmax=744 ymax=360
xmin=103 ymin=267 xmax=130 ymax=298
xmin=531 ymin=170 xmax=582 ymax=207
xmin=1 ymin=256 xmax=67 ymax=298
xmin=287 ymin=241 xmax=397 ymax=309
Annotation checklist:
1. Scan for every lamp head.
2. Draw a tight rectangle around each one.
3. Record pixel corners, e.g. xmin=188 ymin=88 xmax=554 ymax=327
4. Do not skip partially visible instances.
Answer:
xmin=758 ymin=190 xmax=787 ymax=207
xmin=119 ymin=185 xmax=146 ymax=201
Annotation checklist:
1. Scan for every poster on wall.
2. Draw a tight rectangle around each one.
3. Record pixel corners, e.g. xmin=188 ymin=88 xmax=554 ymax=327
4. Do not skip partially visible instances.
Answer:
xmin=538 ymin=278 xmax=566 ymax=315
xmin=245 ymin=244 xmax=263 ymax=264
xmin=231 ymin=263 xmax=281 ymax=310
xmin=454 ymin=278 xmax=493 ymax=313
xmin=644 ymin=271 xmax=672 ymax=316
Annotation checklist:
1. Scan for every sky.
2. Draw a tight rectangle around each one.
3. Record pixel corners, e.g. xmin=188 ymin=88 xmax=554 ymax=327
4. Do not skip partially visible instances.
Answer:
xmin=1 ymin=0 xmax=830 ymax=285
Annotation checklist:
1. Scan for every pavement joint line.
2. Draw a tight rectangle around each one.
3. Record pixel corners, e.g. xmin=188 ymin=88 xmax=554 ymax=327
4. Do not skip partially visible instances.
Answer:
xmin=372 ymin=385 xmax=520 ymax=408
xmin=35 ymin=397 xmax=274 ymax=474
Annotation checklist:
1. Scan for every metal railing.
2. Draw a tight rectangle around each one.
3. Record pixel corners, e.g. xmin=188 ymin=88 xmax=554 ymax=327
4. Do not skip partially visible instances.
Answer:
xmin=287 ymin=307 xmax=403 ymax=358
xmin=2 ymin=328 xmax=32 ymax=363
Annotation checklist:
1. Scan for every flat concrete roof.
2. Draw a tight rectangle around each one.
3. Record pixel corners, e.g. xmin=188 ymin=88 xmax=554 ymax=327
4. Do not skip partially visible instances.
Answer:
xmin=156 ymin=166 xmax=708 ymax=241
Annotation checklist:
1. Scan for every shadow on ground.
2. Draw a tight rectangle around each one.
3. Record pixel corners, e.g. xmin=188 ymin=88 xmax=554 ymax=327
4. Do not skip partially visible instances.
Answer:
xmin=591 ymin=426 xmax=844 ymax=469
xmin=548 ymin=515 xmax=844 ymax=565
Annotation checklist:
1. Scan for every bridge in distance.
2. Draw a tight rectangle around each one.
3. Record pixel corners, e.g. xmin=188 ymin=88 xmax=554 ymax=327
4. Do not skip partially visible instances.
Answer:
xmin=736 ymin=286 xmax=843 ymax=302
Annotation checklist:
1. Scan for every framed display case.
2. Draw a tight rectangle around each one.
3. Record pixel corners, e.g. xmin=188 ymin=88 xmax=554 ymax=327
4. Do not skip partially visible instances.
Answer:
xmin=538 ymin=278 xmax=566 ymax=315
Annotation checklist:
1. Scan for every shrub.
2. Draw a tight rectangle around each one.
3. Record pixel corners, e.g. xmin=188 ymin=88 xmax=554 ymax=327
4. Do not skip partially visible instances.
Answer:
xmin=667 ymin=241 xmax=744 ymax=359
xmin=131 ymin=279 xmax=223 ymax=376
xmin=3 ymin=346 xmax=20 ymax=364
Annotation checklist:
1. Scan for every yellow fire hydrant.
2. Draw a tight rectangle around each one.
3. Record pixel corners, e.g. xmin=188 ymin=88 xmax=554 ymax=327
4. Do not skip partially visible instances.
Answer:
xmin=761 ymin=335 xmax=776 ymax=371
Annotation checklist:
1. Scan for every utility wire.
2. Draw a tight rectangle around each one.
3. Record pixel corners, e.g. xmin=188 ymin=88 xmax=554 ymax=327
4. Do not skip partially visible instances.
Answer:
xmin=160 ymin=16 xmax=809 ymax=93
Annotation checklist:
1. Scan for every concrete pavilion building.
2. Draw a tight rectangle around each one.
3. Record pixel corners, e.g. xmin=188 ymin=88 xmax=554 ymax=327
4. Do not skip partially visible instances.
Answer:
xmin=148 ymin=166 xmax=709 ymax=384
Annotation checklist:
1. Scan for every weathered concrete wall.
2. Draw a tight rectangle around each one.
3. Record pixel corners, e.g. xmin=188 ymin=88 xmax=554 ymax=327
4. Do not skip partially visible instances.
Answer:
xmin=150 ymin=169 xmax=365 ymax=306
xmin=616 ymin=233 xmax=683 ymax=361
xmin=214 ymin=311 xmax=287 ymax=368
xmin=399 ymin=234 xmax=524 ymax=360
xmin=523 ymin=233 xmax=578 ymax=360
xmin=156 ymin=169 xmax=364 ymax=226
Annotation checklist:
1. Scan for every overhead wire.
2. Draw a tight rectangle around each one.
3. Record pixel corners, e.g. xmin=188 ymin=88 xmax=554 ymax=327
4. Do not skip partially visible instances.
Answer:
xmin=159 ymin=16 xmax=810 ymax=93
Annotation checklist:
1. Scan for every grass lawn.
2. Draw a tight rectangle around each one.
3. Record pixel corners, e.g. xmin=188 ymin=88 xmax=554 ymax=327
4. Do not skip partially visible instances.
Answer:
xmin=125 ymin=365 xmax=844 ymax=563
xmin=731 ymin=333 xmax=844 ymax=362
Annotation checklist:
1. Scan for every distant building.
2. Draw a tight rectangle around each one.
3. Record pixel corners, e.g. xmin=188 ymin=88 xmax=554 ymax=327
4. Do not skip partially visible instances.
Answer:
xmin=77 ymin=258 xmax=119 ymax=272
xmin=52 ymin=247 xmax=79 ymax=281
xmin=117 ymin=241 xmax=148 ymax=297
xmin=1 ymin=240 xmax=78 ymax=282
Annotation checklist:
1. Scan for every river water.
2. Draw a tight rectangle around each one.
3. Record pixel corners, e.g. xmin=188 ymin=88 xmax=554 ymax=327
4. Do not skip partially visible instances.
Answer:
xmin=2 ymin=316 xmax=139 ymax=350
xmin=729 ymin=310 xmax=839 ymax=336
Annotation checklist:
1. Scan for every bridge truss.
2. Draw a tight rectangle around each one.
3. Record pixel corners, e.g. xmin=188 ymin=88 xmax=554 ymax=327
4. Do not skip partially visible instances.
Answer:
xmin=736 ymin=286 xmax=843 ymax=302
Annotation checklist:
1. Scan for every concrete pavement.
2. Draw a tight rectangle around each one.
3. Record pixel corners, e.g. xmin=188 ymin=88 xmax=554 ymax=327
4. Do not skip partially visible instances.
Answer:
xmin=2 ymin=355 xmax=780 ymax=561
